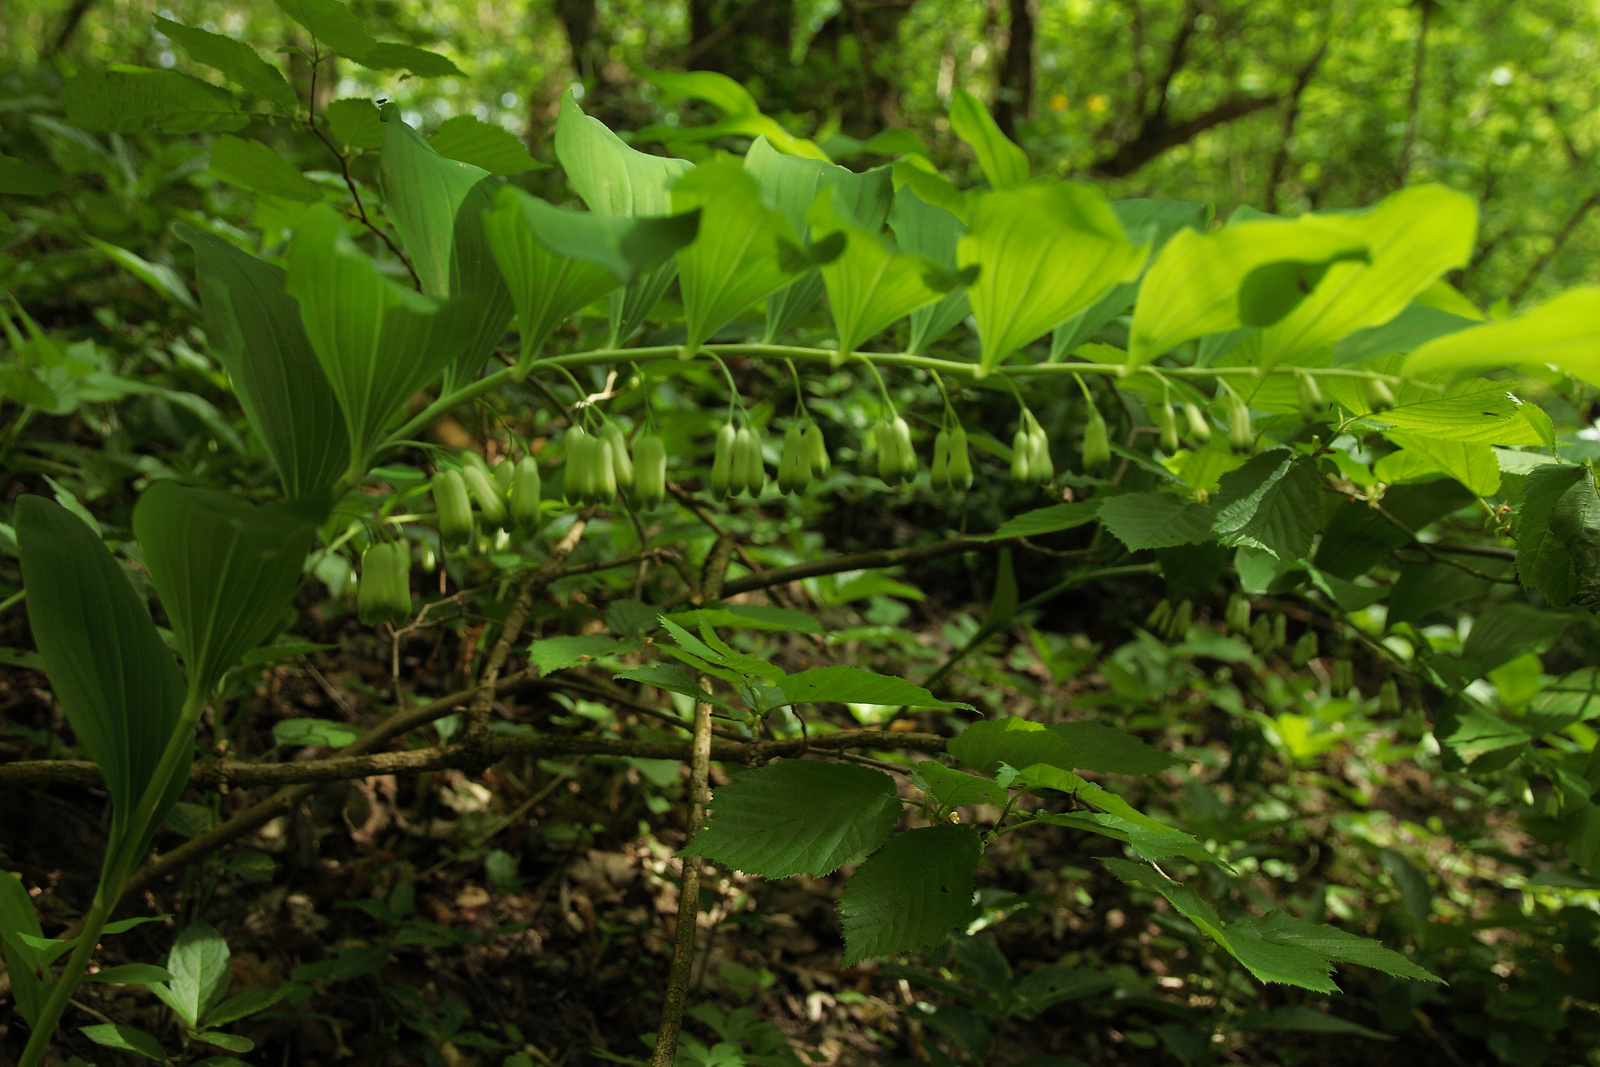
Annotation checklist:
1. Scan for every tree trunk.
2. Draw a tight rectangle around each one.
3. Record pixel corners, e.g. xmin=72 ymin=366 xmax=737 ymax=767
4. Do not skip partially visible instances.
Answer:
xmin=993 ymin=0 xmax=1035 ymax=140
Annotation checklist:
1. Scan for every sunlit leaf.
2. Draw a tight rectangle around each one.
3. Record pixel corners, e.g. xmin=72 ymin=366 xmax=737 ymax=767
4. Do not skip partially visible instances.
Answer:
xmin=155 ymin=17 xmax=297 ymax=110
xmin=949 ymin=89 xmax=1027 ymax=189
xmin=811 ymin=189 xmax=951 ymax=356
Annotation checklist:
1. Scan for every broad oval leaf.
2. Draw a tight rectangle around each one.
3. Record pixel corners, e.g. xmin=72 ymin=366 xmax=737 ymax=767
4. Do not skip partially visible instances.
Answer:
xmin=80 ymin=1023 xmax=169 ymax=1062
xmin=209 ymin=135 xmax=323 ymax=202
xmin=958 ymin=181 xmax=1147 ymax=373
xmin=380 ymin=117 xmax=513 ymax=386
xmin=285 ymin=203 xmax=466 ymax=473
xmin=686 ymin=760 xmax=903 ymax=878
xmin=888 ymin=184 xmax=972 ymax=353
xmin=63 ymin=66 xmax=246 ymax=134
xmin=484 ymin=186 xmax=698 ymax=364
xmin=1128 ymin=216 xmax=1370 ymax=369
xmin=1405 ymin=286 xmax=1600 ymax=386
xmin=811 ymin=190 xmax=951 ymax=356
xmin=430 ymin=114 xmax=546 ymax=175
xmin=949 ymin=89 xmax=1028 ymax=190
xmin=672 ymin=157 xmax=807 ymax=353
xmin=179 ymin=225 xmax=349 ymax=497
xmin=1258 ymin=185 xmax=1476 ymax=366
xmin=157 ymin=921 xmax=232 ymax=1028
xmin=838 ymin=824 xmax=981 ymax=965
xmin=133 ymin=481 xmax=318 ymax=698
xmin=16 ymin=496 xmax=187 ymax=835
xmin=154 ymin=17 xmax=298 ymax=110
xmin=778 ymin=665 xmax=974 ymax=710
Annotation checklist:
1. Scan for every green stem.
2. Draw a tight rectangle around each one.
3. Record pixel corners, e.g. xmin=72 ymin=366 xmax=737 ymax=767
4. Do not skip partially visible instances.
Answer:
xmin=0 ymin=588 xmax=25 ymax=616
xmin=17 ymin=691 xmax=206 ymax=1067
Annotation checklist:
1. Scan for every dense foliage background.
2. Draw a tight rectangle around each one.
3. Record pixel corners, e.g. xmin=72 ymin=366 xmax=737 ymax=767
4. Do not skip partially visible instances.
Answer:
xmin=2 ymin=2 xmax=1600 ymax=1066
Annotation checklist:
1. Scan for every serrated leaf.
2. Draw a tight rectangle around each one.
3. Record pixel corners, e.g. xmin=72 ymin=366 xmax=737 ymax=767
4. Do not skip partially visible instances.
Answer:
xmin=838 ymin=824 xmax=981 ymax=965
xmin=154 ymin=921 xmax=230 ymax=1028
xmin=779 ymin=666 xmax=973 ymax=710
xmin=958 ymin=182 xmax=1146 ymax=372
xmin=63 ymin=66 xmax=246 ymax=134
xmin=1049 ymin=721 xmax=1176 ymax=775
xmin=81 ymin=1023 xmax=168 ymax=1062
xmin=1128 ymin=216 xmax=1368 ymax=369
xmin=155 ymin=18 xmax=297 ymax=110
xmin=1036 ymin=811 xmax=1216 ymax=867
xmin=949 ymin=718 xmax=1077 ymax=774
xmin=209 ymin=135 xmax=322 ymax=203
xmin=686 ymin=760 xmax=902 ymax=878
xmin=16 ymin=496 xmax=188 ymax=846
xmin=948 ymin=89 xmax=1027 ymax=189
xmin=915 ymin=762 xmax=1008 ymax=809
xmin=526 ymin=635 xmax=623 ymax=674
xmin=672 ymin=157 xmax=806 ymax=353
xmin=1098 ymin=493 xmax=1215 ymax=551
xmin=1223 ymin=925 xmax=1337 ymax=991
xmin=427 ymin=115 xmax=543 ymax=174
xmin=357 ymin=42 xmax=460 ymax=76
xmin=1516 ymin=464 xmax=1589 ymax=606
xmin=1351 ymin=384 xmax=1543 ymax=445
xmin=270 ymin=0 xmax=374 ymax=55
xmin=1381 ymin=434 xmax=1500 ymax=496
xmin=134 ymin=482 xmax=317 ymax=697
xmin=1100 ymin=858 xmax=1227 ymax=941
xmin=1231 ymin=912 xmax=1441 ymax=984
xmin=1209 ymin=451 xmax=1323 ymax=561
xmin=324 ymin=98 xmax=385 ymax=150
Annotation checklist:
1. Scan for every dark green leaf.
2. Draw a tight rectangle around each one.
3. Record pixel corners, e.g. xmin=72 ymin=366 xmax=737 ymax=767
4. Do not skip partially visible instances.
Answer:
xmin=0 ymin=871 xmax=44 ymax=1025
xmin=1460 ymin=603 xmax=1574 ymax=675
xmin=357 ymin=42 xmax=460 ymax=76
xmin=664 ymin=605 xmax=823 ymax=633
xmin=686 ymin=760 xmax=902 ymax=878
xmin=16 ymin=496 xmax=188 ymax=840
xmin=1314 ymin=479 xmax=1473 ymax=580
xmin=134 ymin=482 xmax=317 ymax=697
xmin=778 ymin=666 xmax=973 ymax=710
xmin=1209 ymin=451 xmax=1323 ymax=561
xmin=324 ymin=99 xmax=385 ymax=151
xmin=984 ymin=502 xmax=1101 ymax=541
xmin=80 ymin=1023 xmax=168 ymax=1062
xmin=430 ymin=115 xmax=545 ymax=174
xmin=63 ymin=66 xmax=246 ymax=134
xmin=1098 ymin=493 xmax=1215 ymax=551
xmin=285 ymin=203 xmax=467 ymax=470
xmin=838 ymin=824 xmax=981 ymax=965
xmin=948 ymin=717 xmax=1078 ymax=775
xmin=1049 ymin=721 xmax=1176 ymax=775
xmin=915 ymin=762 xmax=1008 ymax=809
xmin=270 ymin=0 xmax=374 ymax=56
xmin=1333 ymin=302 xmax=1477 ymax=366
xmin=85 ymin=964 xmax=176 ymax=986
xmin=0 ymin=154 xmax=66 ymax=196
xmin=155 ymin=18 xmax=297 ymax=110
xmin=204 ymin=986 xmax=289 ymax=1028
xmin=209 ymin=136 xmax=322 ymax=202
xmin=179 ymin=226 xmax=349 ymax=497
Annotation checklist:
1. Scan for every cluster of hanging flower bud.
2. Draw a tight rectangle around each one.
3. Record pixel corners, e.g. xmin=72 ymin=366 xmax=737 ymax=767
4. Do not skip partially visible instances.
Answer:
xmin=778 ymin=422 xmax=830 ymax=494
xmin=433 ymin=450 xmax=545 ymax=550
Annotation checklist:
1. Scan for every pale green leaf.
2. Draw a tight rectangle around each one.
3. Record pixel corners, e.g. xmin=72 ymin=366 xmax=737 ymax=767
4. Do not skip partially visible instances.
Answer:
xmin=85 ymin=964 xmax=177 ymax=986
xmin=209 ymin=135 xmax=323 ymax=203
xmin=1381 ymin=434 xmax=1500 ymax=496
xmin=270 ymin=0 xmax=374 ymax=56
xmin=1405 ymin=286 xmax=1600 ymax=386
xmin=1128 ymin=216 xmax=1369 ymax=369
xmin=838 ymin=824 xmax=981 ymax=965
xmin=983 ymin=501 xmax=1102 ymax=541
xmin=664 ymin=605 xmax=824 ymax=633
xmin=1258 ymin=185 xmax=1476 ymax=365
xmin=958 ymin=182 xmax=1146 ymax=372
xmin=686 ymin=760 xmax=903 ymax=878
xmin=555 ymin=91 xmax=691 ymax=218
xmin=324 ymin=98 xmax=385 ymax=151
xmin=357 ymin=42 xmax=460 ymax=76
xmin=949 ymin=89 xmax=1027 ymax=189
xmin=1231 ymin=912 xmax=1441 ymax=984
xmin=888 ymin=184 xmax=972 ymax=353
xmin=526 ymin=635 xmax=623 ymax=674
xmin=272 ymin=718 xmax=360 ymax=748
xmin=915 ymin=762 xmax=1008 ymax=808
xmin=812 ymin=189 xmax=950 ymax=355
xmin=1050 ymin=721 xmax=1177 ymax=775
xmin=672 ymin=157 xmax=806 ymax=353
xmin=157 ymin=921 xmax=231 ymax=1028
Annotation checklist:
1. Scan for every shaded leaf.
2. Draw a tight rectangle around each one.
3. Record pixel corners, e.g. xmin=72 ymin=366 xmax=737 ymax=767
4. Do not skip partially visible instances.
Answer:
xmin=155 ymin=18 xmax=297 ymax=110
xmin=1098 ymin=493 xmax=1215 ymax=550
xmin=686 ymin=760 xmax=902 ymax=878
xmin=1209 ymin=451 xmax=1323 ymax=561
xmin=778 ymin=666 xmax=973 ymax=710
xmin=838 ymin=824 xmax=981 ymax=965
xmin=63 ymin=66 xmax=246 ymax=134
xmin=209 ymin=136 xmax=322 ymax=202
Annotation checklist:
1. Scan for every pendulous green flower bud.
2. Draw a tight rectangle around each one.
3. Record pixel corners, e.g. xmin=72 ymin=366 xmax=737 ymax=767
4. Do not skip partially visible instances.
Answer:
xmin=1184 ymin=401 xmax=1212 ymax=444
xmin=1080 ymin=409 xmax=1108 ymax=474
xmin=804 ymin=422 xmax=830 ymax=477
xmin=710 ymin=423 xmax=736 ymax=500
xmin=432 ymin=469 xmax=475 ymax=550
xmin=461 ymin=462 xmax=508 ymax=528
xmin=358 ymin=541 xmax=412 ymax=627
xmin=511 ymin=457 xmax=542 ymax=530
xmin=601 ymin=423 xmax=634 ymax=491
xmin=930 ymin=429 xmax=950 ymax=492
xmin=633 ymin=435 xmax=667 ymax=508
